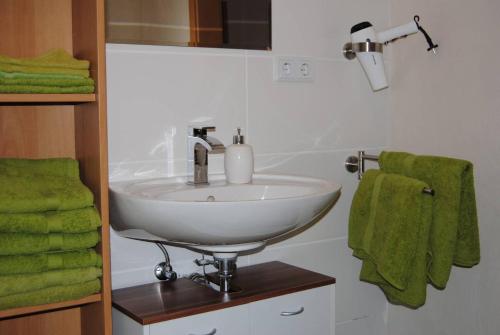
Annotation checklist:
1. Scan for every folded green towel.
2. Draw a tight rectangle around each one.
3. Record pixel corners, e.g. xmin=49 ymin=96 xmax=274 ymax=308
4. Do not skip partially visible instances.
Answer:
xmin=0 ymin=267 xmax=101 ymax=298
xmin=0 ymin=175 xmax=94 ymax=214
xmin=0 ymin=49 xmax=90 ymax=78
xmin=0 ymin=231 xmax=99 ymax=255
xmin=0 ymin=84 xmax=94 ymax=94
xmin=349 ymin=170 xmax=433 ymax=308
xmin=0 ymin=64 xmax=89 ymax=78
xmin=0 ymin=71 xmax=84 ymax=80
xmin=0 ymin=279 xmax=101 ymax=311
xmin=0 ymin=77 xmax=94 ymax=87
xmin=0 ymin=49 xmax=89 ymax=70
xmin=0 ymin=250 xmax=102 ymax=275
xmin=0 ymin=158 xmax=80 ymax=178
xmin=380 ymin=151 xmax=480 ymax=289
xmin=0 ymin=208 xmax=101 ymax=234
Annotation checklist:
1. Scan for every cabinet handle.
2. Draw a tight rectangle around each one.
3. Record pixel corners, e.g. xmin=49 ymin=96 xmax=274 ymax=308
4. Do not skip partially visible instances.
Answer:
xmin=188 ymin=328 xmax=217 ymax=335
xmin=280 ymin=307 xmax=305 ymax=316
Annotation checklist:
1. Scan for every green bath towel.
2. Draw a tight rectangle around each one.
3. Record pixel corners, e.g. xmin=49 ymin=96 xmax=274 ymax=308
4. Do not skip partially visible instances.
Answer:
xmin=0 ymin=49 xmax=90 ymax=78
xmin=0 ymin=175 xmax=94 ymax=213
xmin=0 ymin=279 xmax=101 ymax=311
xmin=0 ymin=267 xmax=101 ymax=298
xmin=0 ymin=250 xmax=102 ymax=275
xmin=0 ymin=207 xmax=101 ymax=234
xmin=0 ymin=76 xmax=94 ymax=87
xmin=0 ymin=231 xmax=99 ymax=255
xmin=0 ymin=64 xmax=89 ymax=78
xmin=379 ymin=151 xmax=480 ymax=289
xmin=349 ymin=170 xmax=383 ymax=259
xmin=0 ymin=84 xmax=94 ymax=94
xmin=0 ymin=71 xmax=85 ymax=81
xmin=0 ymin=157 xmax=80 ymax=178
xmin=0 ymin=49 xmax=89 ymax=70
xmin=349 ymin=169 xmax=433 ymax=308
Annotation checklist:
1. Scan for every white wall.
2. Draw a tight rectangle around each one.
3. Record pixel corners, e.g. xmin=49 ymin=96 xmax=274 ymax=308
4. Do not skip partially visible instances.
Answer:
xmin=387 ymin=1 xmax=500 ymax=334
xmin=106 ymin=0 xmax=391 ymax=334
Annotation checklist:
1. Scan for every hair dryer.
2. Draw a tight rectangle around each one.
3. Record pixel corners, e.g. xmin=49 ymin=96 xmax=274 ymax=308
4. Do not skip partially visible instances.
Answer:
xmin=346 ymin=16 xmax=438 ymax=91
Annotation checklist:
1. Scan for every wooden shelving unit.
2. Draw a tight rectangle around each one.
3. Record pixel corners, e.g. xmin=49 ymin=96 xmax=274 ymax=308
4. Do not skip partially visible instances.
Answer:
xmin=0 ymin=94 xmax=96 ymax=103
xmin=0 ymin=294 xmax=102 ymax=320
xmin=0 ymin=1 xmax=111 ymax=334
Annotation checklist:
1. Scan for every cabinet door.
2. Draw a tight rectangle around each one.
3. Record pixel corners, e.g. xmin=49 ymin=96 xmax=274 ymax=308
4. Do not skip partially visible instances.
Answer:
xmin=150 ymin=304 xmax=250 ymax=335
xmin=249 ymin=286 xmax=334 ymax=335
xmin=113 ymin=308 xmax=149 ymax=335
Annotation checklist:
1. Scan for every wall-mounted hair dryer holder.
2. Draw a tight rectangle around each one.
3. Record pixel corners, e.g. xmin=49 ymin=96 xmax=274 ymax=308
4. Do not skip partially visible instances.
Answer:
xmin=343 ymin=42 xmax=384 ymax=60
xmin=343 ymin=16 xmax=438 ymax=91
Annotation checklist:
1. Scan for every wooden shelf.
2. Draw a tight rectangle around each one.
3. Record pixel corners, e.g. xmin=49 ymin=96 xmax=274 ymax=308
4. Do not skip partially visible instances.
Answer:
xmin=0 ymin=294 xmax=102 ymax=320
xmin=0 ymin=0 xmax=112 ymax=333
xmin=113 ymin=261 xmax=336 ymax=325
xmin=0 ymin=94 xmax=96 ymax=104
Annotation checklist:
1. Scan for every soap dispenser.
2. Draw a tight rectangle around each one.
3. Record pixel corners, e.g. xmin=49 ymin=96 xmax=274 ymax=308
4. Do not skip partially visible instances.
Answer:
xmin=224 ymin=127 xmax=254 ymax=184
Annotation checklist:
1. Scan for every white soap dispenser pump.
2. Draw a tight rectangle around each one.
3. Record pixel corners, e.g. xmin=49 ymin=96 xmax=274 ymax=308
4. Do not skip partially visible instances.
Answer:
xmin=224 ymin=127 xmax=254 ymax=184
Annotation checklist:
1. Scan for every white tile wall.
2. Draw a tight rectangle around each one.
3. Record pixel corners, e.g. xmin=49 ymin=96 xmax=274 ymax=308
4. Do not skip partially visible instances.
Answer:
xmin=271 ymin=0 xmax=390 ymax=59
xmin=246 ymin=57 xmax=389 ymax=155
xmin=106 ymin=0 xmax=391 ymax=333
xmin=387 ymin=1 xmax=500 ymax=335
xmin=107 ymin=45 xmax=246 ymax=165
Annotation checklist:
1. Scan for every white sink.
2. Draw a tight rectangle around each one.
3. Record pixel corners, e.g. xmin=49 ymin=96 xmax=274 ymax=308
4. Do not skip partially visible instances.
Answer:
xmin=109 ymin=174 xmax=341 ymax=254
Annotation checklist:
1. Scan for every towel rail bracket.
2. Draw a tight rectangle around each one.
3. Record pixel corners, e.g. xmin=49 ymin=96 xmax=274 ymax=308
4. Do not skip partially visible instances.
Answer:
xmin=345 ymin=150 xmax=435 ymax=196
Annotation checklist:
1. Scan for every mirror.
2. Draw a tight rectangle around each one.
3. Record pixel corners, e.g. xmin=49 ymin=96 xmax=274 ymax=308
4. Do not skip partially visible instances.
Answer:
xmin=106 ymin=0 xmax=272 ymax=50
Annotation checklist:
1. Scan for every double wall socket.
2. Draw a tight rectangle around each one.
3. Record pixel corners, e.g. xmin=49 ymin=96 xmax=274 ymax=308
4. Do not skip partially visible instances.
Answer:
xmin=274 ymin=57 xmax=314 ymax=82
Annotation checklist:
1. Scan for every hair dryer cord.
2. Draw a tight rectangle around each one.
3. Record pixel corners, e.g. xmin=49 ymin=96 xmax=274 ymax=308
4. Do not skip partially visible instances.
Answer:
xmin=414 ymin=15 xmax=439 ymax=53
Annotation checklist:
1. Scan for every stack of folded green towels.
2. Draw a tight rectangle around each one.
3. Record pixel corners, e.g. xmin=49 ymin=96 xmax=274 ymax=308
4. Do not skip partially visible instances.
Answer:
xmin=0 ymin=49 xmax=94 ymax=94
xmin=0 ymin=158 xmax=102 ymax=311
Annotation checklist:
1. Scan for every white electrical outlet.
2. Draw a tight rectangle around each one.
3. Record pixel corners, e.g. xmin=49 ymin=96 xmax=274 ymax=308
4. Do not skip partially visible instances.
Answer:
xmin=274 ymin=57 xmax=314 ymax=82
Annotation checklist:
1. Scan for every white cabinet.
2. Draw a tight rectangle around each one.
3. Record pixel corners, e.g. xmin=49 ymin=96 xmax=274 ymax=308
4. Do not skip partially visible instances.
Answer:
xmin=150 ymin=305 xmax=249 ymax=335
xmin=113 ymin=285 xmax=335 ymax=335
xmin=249 ymin=286 xmax=334 ymax=335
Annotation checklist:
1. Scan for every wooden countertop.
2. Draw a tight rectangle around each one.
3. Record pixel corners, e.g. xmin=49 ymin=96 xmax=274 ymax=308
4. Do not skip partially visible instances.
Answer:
xmin=112 ymin=261 xmax=335 ymax=325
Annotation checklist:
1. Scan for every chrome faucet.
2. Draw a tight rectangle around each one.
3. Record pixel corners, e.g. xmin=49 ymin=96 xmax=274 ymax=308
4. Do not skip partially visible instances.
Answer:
xmin=187 ymin=126 xmax=225 ymax=185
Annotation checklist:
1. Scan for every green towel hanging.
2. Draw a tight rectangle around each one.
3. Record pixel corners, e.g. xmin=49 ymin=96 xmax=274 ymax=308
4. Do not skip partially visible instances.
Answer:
xmin=379 ymin=151 xmax=480 ymax=289
xmin=349 ymin=169 xmax=433 ymax=308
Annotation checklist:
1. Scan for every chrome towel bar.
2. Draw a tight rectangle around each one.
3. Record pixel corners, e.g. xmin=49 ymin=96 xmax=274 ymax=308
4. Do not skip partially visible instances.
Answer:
xmin=345 ymin=150 xmax=435 ymax=196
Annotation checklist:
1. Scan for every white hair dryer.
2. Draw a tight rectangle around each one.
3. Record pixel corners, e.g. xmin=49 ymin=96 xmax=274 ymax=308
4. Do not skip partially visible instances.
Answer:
xmin=344 ymin=16 xmax=438 ymax=91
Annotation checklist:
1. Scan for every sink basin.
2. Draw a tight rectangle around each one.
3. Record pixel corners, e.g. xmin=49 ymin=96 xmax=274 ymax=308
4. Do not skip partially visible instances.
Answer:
xmin=109 ymin=174 xmax=341 ymax=254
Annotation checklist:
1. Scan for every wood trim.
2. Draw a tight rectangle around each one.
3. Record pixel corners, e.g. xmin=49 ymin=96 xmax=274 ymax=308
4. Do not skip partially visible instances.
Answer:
xmin=188 ymin=0 xmax=199 ymax=46
xmin=72 ymin=0 xmax=112 ymax=334
xmin=0 ymin=294 xmax=101 ymax=320
xmin=112 ymin=261 xmax=336 ymax=325
xmin=0 ymin=94 xmax=96 ymax=104
xmin=188 ymin=0 xmax=223 ymax=47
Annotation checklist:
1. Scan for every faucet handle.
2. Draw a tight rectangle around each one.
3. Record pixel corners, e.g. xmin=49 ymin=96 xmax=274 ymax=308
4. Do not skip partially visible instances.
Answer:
xmin=201 ymin=126 xmax=216 ymax=134
xmin=190 ymin=126 xmax=216 ymax=137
